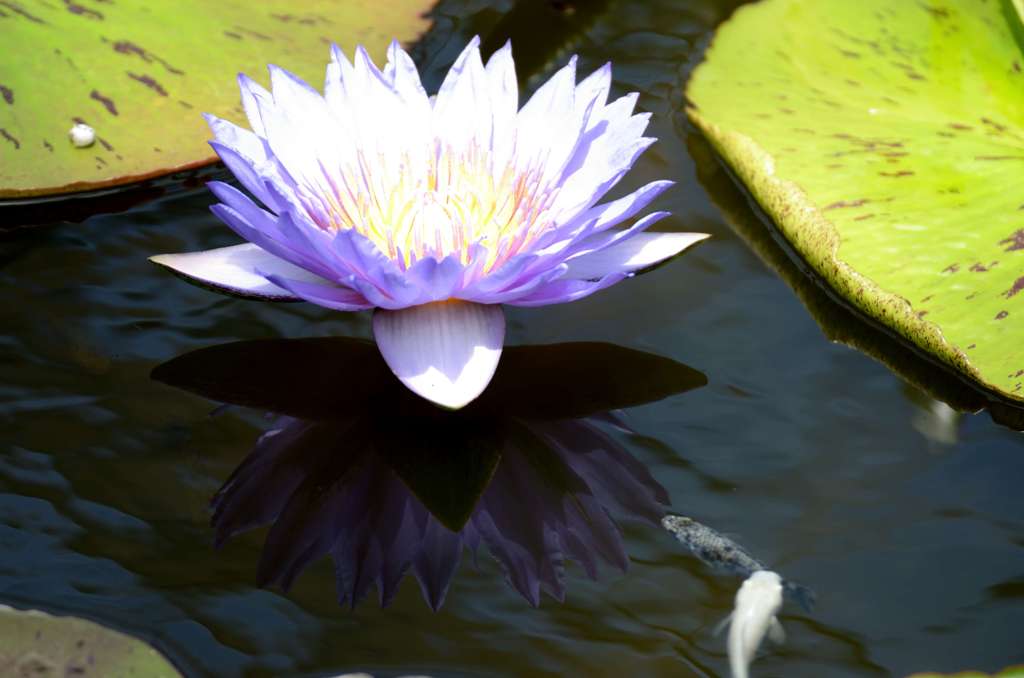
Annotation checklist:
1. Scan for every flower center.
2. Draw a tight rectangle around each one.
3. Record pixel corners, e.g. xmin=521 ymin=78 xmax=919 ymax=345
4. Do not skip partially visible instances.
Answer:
xmin=305 ymin=139 xmax=560 ymax=272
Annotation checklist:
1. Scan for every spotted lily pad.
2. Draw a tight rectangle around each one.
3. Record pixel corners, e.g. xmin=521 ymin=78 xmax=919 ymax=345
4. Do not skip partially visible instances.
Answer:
xmin=687 ymin=0 xmax=1024 ymax=402
xmin=0 ymin=0 xmax=433 ymax=198
xmin=0 ymin=604 xmax=181 ymax=676
xmin=906 ymin=667 xmax=1024 ymax=678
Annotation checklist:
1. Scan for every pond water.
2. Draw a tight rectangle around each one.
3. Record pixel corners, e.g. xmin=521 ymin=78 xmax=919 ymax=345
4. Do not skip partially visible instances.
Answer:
xmin=2 ymin=1 xmax=1023 ymax=676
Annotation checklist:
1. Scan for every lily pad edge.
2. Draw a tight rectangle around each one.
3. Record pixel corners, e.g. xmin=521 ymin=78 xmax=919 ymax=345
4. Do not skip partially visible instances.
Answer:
xmin=685 ymin=2 xmax=1021 ymax=405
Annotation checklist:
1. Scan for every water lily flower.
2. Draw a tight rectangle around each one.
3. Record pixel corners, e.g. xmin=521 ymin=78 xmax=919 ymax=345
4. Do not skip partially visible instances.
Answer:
xmin=151 ymin=37 xmax=708 ymax=408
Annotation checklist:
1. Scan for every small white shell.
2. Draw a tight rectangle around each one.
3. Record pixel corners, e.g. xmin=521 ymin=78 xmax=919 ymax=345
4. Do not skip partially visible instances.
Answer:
xmin=69 ymin=123 xmax=96 ymax=148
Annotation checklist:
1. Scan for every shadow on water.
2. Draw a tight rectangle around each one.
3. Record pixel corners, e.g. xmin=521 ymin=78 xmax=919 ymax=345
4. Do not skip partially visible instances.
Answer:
xmin=152 ymin=339 xmax=706 ymax=610
xmin=686 ymin=130 xmax=1024 ymax=431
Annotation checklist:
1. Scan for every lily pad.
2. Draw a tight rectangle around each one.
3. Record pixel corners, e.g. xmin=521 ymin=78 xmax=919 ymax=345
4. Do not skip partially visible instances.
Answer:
xmin=687 ymin=0 xmax=1024 ymax=402
xmin=906 ymin=667 xmax=1024 ymax=678
xmin=0 ymin=604 xmax=181 ymax=676
xmin=0 ymin=0 xmax=433 ymax=198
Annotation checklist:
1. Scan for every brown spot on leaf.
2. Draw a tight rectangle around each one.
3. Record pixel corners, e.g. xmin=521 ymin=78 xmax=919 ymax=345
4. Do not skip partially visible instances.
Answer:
xmin=968 ymin=343 xmax=976 ymax=349
xmin=269 ymin=12 xmax=327 ymax=25
xmin=0 ymin=127 xmax=19 ymax=149
xmin=233 ymin=26 xmax=271 ymax=41
xmin=879 ymin=170 xmax=914 ymax=177
xmin=922 ymin=295 xmax=934 ymax=303
xmin=970 ymin=262 xmax=993 ymax=272
xmin=999 ymin=230 xmax=1024 ymax=251
xmin=97 ymin=136 xmax=112 ymax=151
xmin=981 ymin=117 xmax=1008 ymax=133
xmin=90 ymin=89 xmax=118 ymax=115
xmin=1004 ymin=276 xmax=1024 ymax=299
xmin=0 ymin=0 xmax=45 ymax=23
xmin=996 ymin=311 xmax=1009 ymax=320
xmin=918 ymin=2 xmax=950 ymax=18
xmin=853 ymin=213 xmax=876 ymax=221
xmin=223 ymin=30 xmax=242 ymax=39
xmin=825 ymin=198 xmax=869 ymax=210
xmin=943 ymin=263 xmax=960 ymax=273
xmin=64 ymin=0 xmax=102 ymax=19
xmin=128 ymin=72 xmax=168 ymax=96
xmin=975 ymin=155 xmax=1024 ymax=161
xmin=0 ymin=85 xmax=11 ymax=104
xmin=112 ymin=40 xmax=184 ymax=75
xmin=178 ymin=100 xmax=193 ymax=109
xmin=43 ymin=140 xmax=53 ymax=152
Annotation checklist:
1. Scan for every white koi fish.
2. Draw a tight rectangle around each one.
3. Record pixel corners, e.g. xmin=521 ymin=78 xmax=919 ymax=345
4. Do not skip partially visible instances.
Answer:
xmin=725 ymin=570 xmax=785 ymax=678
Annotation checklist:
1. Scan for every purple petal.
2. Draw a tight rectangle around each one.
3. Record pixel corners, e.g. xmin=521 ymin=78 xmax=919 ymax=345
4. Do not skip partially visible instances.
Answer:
xmin=208 ymin=141 xmax=283 ymax=213
xmin=263 ymin=273 xmax=373 ymax=311
xmin=150 ymin=243 xmax=335 ymax=301
xmin=565 ymin=210 xmax=672 ymax=259
xmin=404 ymin=253 xmax=467 ymax=302
xmin=571 ymin=180 xmax=675 ymax=240
xmin=207 ymin=184 xmax=336 ymax=281
xmin=502 ymin=271 xmax=628 ymax=308
xmin=463 ymin=263 xmax=568 ymax=305
xmin=563 ymin=232 xmax=710 ymax=280
xmin=412 ymin=519 xmax=463 ymax=611
xmin=204 ymin=114 xmax=268 ymax=164
xmin=500 ymin=179 xmax=676 ymax=283
xmin=372 ymin=301 xmax=505 ymax=409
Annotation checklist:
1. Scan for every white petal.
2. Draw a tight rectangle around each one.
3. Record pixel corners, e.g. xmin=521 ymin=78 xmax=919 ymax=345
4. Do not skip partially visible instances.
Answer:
xmin=484 ymin=40 xmax=518 ymax=163
xmin=149 ymin=243 xmax=330 ymax=301
xmin=433 ymin=36 xmax=490 ymax=152
xmin=238 ymin=73 xmax=272 ymax=138
xmin=564 ymin=232 xmax=710 ymax=280
xmin=372 ymin=301 xmax=505 ymax=409
xmin=515 ymin=57 xmax=579 ymax=180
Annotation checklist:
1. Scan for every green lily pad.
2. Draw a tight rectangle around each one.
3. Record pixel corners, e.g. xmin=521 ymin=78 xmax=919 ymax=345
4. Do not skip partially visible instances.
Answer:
xmin=0 ymin=0 xmax=433 ymax=198
xmin=0 ymin=604 xmax=181 ymax=676
xmin=687 ymin=0 xmax=1024 ymax=403
xmin=906 ymin=667 xmax=1024 ymax=678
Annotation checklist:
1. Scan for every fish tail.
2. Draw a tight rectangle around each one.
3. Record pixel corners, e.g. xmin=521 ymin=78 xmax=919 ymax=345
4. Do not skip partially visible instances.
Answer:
xmin=783 ymin=581 xmax=817 ymax=612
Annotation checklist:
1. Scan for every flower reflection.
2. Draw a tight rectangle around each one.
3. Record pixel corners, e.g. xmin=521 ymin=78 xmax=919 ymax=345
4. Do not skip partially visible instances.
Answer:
xmin=154 ymin=339 xmax=705 ymax=609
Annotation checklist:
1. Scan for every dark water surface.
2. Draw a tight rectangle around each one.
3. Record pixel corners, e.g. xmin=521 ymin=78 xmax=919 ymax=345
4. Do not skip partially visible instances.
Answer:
xmin=2 ymin=1 xmax=1023 ymax=676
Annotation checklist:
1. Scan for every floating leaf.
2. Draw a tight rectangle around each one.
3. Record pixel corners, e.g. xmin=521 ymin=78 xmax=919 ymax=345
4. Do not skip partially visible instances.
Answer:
xmin=0 ymin=604 xmax=181 ymax=676
xmin=906 ymin=667 xmax=1024 ymax=678
xmin=687 ymin=0 xmax=1024 ymax=402
xmin=0 ymin=0 xmax=433 ymax=198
